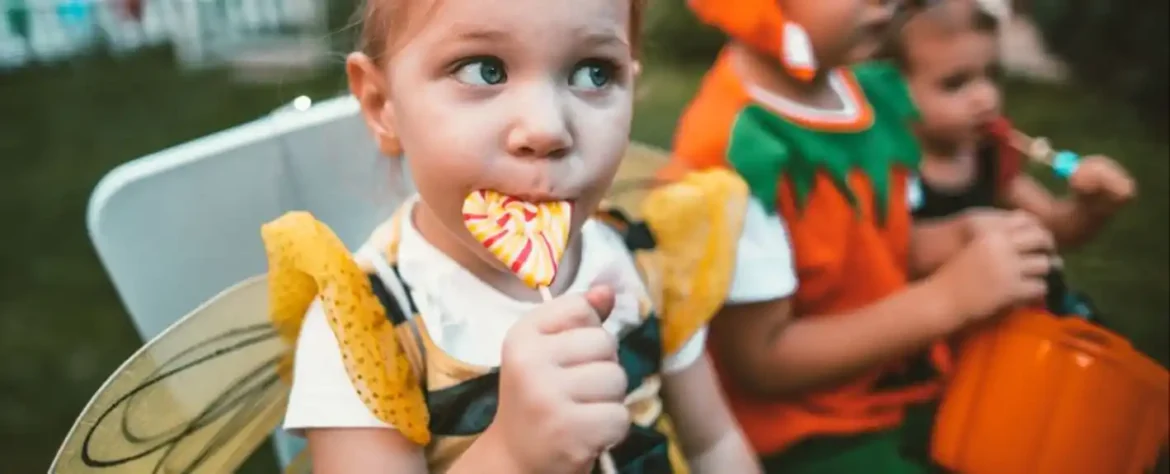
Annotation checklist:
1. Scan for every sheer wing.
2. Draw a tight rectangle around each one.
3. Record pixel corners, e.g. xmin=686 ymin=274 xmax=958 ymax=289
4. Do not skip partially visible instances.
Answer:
xmin=50 ymin=276 xmax=288 ymax=474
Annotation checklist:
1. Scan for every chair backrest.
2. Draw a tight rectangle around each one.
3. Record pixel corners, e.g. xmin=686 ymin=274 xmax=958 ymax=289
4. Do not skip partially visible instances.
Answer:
xmin=87 ymin=95 xmax=409 ymax=341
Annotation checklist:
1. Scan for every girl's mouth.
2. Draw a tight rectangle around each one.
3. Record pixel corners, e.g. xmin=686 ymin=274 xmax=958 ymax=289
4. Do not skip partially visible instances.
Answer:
xmin=512 ymin=194 xmax=576 ymax=205
xmin=500 ymin=185 xmax=580 ymax=204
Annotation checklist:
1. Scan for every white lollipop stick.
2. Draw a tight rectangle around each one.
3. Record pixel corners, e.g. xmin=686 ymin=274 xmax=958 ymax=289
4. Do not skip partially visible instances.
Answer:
xmin=1007 ymin=129 xmax=1081 ymax=180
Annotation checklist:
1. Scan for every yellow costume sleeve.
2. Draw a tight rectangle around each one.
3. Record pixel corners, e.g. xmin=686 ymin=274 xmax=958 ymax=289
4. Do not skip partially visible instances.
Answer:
xmin=261 ymin=212 xmax=430 ymax=445
xmin=640 ymin=169 xmax=749 ymax=355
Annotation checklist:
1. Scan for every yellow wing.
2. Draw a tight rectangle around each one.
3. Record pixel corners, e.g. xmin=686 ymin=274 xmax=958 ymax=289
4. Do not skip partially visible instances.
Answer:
xmin=640 ymin=169 xmax=749 ymax=354
xmin=261 ymin=212 xmax=430 ymax=445
xmin=602 ymin=144 xmax=749 ymax=354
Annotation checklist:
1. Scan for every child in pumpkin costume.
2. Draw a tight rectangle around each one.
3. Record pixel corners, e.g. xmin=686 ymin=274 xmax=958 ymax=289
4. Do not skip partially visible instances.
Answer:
xmin=663 ymin=0 xmax=1058 ymax=473
xmin=263 ymin=0 xmax=775 ymax=472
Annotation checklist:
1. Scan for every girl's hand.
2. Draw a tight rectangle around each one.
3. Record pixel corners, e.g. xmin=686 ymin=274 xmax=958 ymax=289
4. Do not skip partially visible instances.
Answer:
xmin=1068 ymin=155 xmax=1137 ymax=215
xmin=488 ymin=286 xmax=629 ymax=474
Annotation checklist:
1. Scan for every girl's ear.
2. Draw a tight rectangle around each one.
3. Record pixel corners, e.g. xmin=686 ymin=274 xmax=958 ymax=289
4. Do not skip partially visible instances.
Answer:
xmin=346 ymin=52 xmax=403 ymax=157
xmin=631 ymin=60 xmax=643 ymax=80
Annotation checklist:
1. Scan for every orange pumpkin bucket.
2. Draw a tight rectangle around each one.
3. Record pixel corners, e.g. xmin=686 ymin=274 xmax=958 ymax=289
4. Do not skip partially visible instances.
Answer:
xmin=932 ymin=309 xmax=1169 ymax=474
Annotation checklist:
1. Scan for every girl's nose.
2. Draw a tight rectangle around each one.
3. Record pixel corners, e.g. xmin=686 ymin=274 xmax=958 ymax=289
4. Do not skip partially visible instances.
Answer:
xmin=506 ymin=85 xmax=573 ymax=159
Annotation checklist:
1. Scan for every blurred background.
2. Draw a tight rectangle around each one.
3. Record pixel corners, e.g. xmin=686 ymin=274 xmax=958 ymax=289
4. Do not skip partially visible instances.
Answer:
xmin=0 ymin=0 xmax=1166 ymax=472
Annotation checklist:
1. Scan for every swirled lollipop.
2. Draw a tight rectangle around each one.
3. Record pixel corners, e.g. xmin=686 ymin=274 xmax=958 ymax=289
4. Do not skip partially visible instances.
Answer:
xmin=462 ymin=190 xmax=573 ymax=292
xmin=462 ymin=191 xmax=616 ymax=473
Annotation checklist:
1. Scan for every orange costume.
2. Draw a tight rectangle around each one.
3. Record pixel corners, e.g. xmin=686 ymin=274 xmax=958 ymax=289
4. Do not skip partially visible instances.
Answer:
xmin=667 ymin=0 xmax=950 ymax=470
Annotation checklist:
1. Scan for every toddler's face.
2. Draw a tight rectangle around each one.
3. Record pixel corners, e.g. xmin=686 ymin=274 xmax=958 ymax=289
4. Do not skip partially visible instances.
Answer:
xmin=784 ymin=0 xmax=899 ymax=67
xmin=904 ymin=24 xmax=1001 ymax=145
xmin=351 ymin=0 xmax=635 ymax=268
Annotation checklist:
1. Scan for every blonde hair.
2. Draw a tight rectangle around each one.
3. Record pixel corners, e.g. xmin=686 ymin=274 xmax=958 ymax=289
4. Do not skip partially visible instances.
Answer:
xmin=354 ymin=0 xmax=648 ymax=65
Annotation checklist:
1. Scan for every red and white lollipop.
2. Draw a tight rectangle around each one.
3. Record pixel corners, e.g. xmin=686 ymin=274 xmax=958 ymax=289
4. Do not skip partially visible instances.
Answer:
xmin=462 ymin=190 xmax=573 ymax=296
xmin=461 ymin=190 xmax=617 ymax=473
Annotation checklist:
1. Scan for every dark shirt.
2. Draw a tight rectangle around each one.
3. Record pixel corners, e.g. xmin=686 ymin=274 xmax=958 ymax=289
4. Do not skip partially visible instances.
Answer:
xmin=908 ymin=141 xmax=1102 ymax=322
xmin=911 ymin=142 xmax=1000 ymax=220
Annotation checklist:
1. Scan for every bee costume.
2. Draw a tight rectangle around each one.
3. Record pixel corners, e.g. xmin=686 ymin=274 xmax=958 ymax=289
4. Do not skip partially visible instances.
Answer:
xmin=48 ymin=156 xmax=752 ymax=474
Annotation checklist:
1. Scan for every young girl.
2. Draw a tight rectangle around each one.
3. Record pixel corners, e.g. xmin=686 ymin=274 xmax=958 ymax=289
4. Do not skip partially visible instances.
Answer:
xmin=662 ymin=0 xmax=1058 ymax=472
xmin=888 ymin=0 xmax=1135 ymax=245
xmin=267 ymin=0 xmax=768 ymax=472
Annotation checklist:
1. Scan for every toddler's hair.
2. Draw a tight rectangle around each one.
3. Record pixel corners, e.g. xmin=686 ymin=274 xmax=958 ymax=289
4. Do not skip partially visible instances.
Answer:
xmin=880 ymin=0 xmax=1000 ymax=71
xmin=355 ymin=0 xmax=648 ymax=65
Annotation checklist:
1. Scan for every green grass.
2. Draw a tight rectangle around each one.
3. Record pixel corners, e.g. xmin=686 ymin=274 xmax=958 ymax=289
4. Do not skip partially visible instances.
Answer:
xmin=996 ymin=80 xmax=1169 ymax=362
xmin=0 ymin=48 xmax=347 ymax=474
xmin=0 ymin=50 xmax=1165 ymax=473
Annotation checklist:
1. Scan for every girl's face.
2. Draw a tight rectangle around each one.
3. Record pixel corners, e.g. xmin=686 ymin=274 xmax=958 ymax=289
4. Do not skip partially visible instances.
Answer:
xmin=349 ymin=0 xmax=635 ymax=279
xmin=784 ymin=0 xmax=899 ymax=67
xmin=904 ymin=16 xmax=1001 ymax=145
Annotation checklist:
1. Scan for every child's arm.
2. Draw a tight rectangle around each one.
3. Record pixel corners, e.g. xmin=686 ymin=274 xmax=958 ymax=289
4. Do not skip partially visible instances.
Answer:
xmin=291 ymin=302 xmax=528 ymax=473
xmin=711 ymin=283 xmax=955 ymax=396
xmin=305 ymin=428 xmax=524 ymax=473
xmin=661 ymin=353 xmax=760 ymax=473
xmin=1000 ymin=175 xmax=1096 ymax=247
xmin=296 ymin=288 xmax=628 ymax=473
xmin=999 ymin=155 xmax=1135 ymax=248
xmin=708 ymin=208 xmax=1055 ymax=397
xmin=305 ymin=429 xmax=425 ymax=473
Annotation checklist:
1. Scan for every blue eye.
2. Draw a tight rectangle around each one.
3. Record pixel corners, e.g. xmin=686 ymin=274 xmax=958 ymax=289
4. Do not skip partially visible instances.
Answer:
xmin=569 ymin=60 xmax=615 ymax=90
xmin=454 ymin=57 xmax=507 ymax=86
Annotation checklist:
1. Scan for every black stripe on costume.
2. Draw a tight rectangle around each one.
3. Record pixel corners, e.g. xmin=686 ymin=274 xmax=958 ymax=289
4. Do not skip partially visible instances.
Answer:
xmin=368 ymin=274 xmax=408 ymax=325
xmin=597 ymin=424 xmax=674 ymax=474
xmin=390 ymin=265 xmax=420 ymax=314
xmin=423 ymin=317 xmax=664 ymax=436
xmin=598 ymin=208 xmax=657 ymax=251
xmin=616 ymin=314 xmax=662 ymax=393
xmin=365 ymin=266 xmax=673 ymax=471
xmin=623 ymin=221 xmax=657 ymax=252
xmin=873 ymin=351 xmax=939 ymax=391
xmin=425 ymin=370 xmax=501 ymax=436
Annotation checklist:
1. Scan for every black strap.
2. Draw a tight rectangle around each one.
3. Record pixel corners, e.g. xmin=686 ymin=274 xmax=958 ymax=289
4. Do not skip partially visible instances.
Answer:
xmin=367 ymin=268 xmax=428 ymax=391
xmin=369 ymin=273 xmax=409 ymax=325
xmin=602 ymin=208 xmax=657 ymax=251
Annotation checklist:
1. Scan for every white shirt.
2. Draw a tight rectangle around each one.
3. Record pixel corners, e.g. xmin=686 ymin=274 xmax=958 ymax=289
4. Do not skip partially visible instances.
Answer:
xmin=283 ymin=197 xmax=796 ymax=431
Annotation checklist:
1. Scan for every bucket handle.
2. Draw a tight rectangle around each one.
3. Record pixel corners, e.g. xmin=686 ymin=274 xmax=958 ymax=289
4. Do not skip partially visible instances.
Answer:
xmin=1060 ymin=319 xmax=1131 ymax=355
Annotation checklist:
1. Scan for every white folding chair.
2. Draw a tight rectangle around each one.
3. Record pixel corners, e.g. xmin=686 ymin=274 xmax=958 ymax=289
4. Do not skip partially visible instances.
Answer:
xmin=85 ymin=95 xmax=409 ymax=468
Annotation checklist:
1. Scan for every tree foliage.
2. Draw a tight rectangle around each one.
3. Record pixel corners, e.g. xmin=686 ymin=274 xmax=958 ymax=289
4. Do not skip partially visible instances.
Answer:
xmin=1030 ymin=0 xmax=1169 ymax=127
xmin=641 ymin=0 xmax=725 ymax=64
